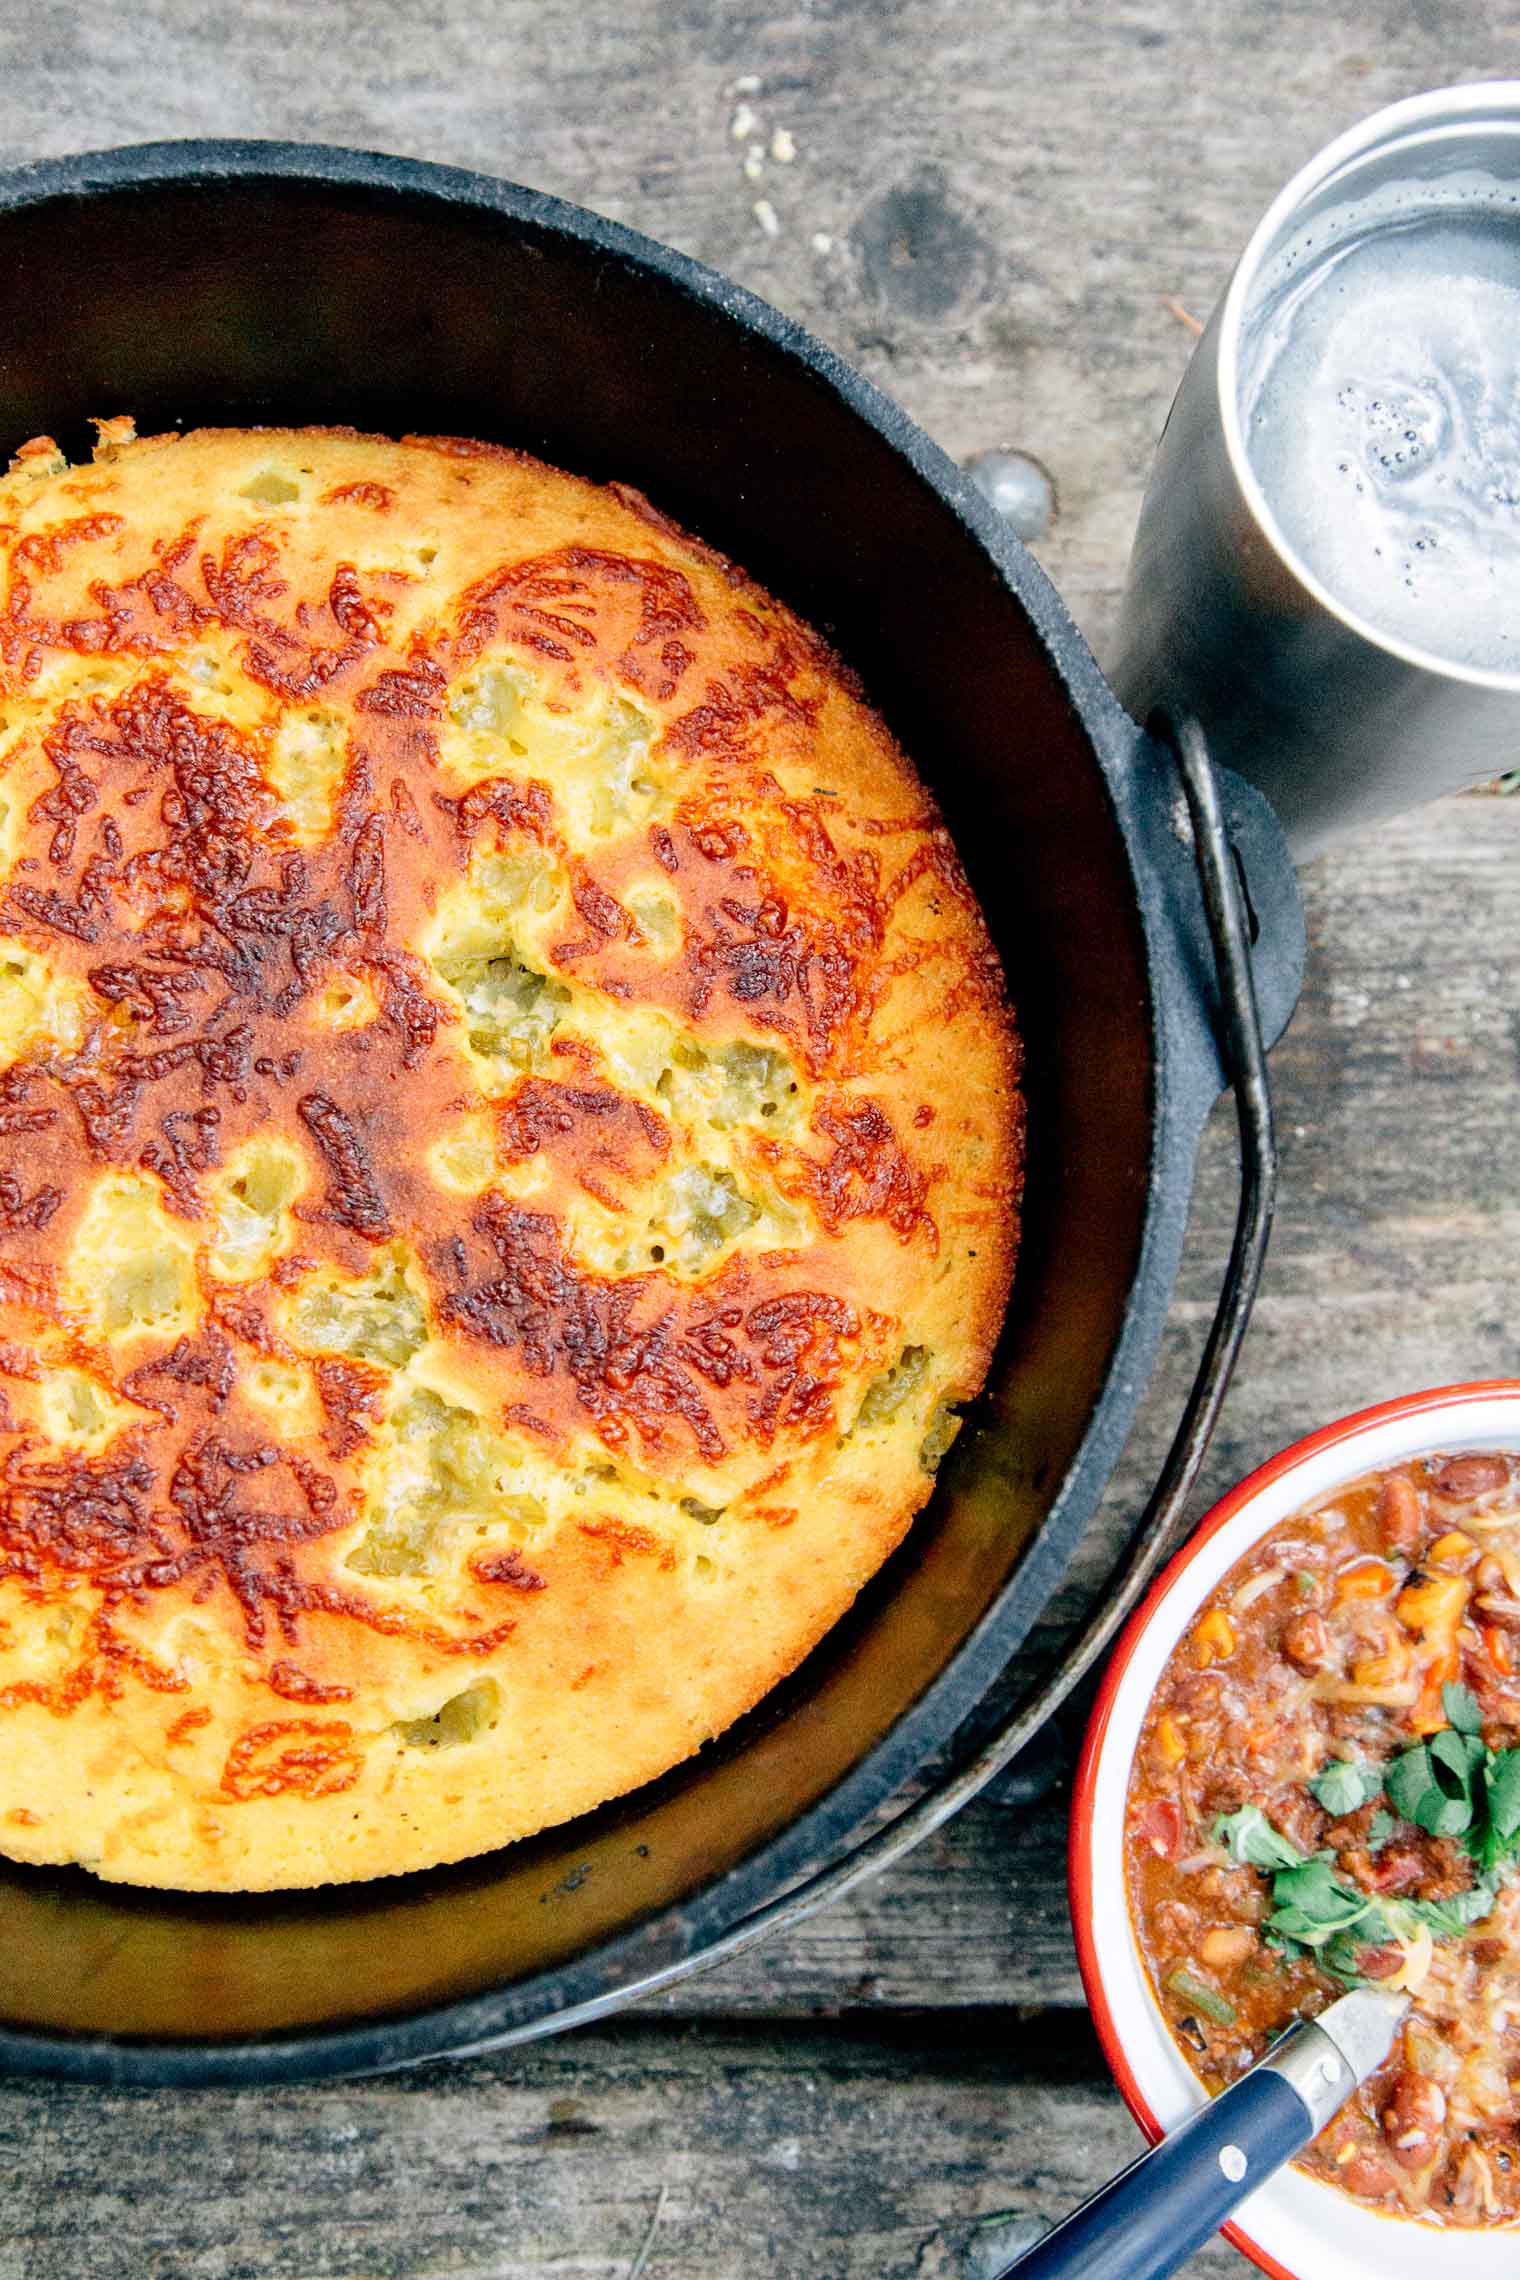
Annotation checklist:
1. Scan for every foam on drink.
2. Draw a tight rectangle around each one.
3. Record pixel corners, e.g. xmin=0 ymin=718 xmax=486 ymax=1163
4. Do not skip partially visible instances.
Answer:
xmin=1240 ymin=180 xmax=1520 ymax=674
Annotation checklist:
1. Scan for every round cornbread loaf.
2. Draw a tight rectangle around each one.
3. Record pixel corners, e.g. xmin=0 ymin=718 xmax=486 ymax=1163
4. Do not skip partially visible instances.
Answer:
xmin=0 ymin=422 xmax=1021 ymax=1889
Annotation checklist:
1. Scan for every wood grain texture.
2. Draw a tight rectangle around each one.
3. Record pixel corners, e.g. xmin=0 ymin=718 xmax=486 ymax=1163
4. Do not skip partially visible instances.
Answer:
xmin=1 ymin=0 xmax=1516 ymax=670
xmin=1 ymin=1 xmax=1518 ymax=2271
xmin=0 ymin=2019 xmax=1244 ymax=2280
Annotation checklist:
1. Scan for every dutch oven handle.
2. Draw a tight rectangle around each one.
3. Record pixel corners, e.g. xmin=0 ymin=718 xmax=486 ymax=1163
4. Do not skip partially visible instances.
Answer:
xmin=614 ymin=711 xmax=1282 ymax=1975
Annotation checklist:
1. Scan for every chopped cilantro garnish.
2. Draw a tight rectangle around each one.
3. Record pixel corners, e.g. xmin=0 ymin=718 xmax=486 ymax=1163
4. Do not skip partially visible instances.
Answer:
xmin=1471 ymin=1744 xmax=1520 ymax=1874
xmin=1485 ymin=1748 xmax=1520 ymax=1847
xmin=1365 ymin=1809 xmax=1396 ymax=1853
xmin=1214 ymin=1803 xmax=1301 ymax=1874
xmin=1215 ymin=1807 xmax=1503 ymax=1983
xmin=1197 ymin=1591 xmax=1520 ymax=1991
xmin=1265 ymin=1852 xmax=1378 ymax=1949
xmin=1412 ymin=1881 xmax=1502 ymax=1939
xmin=1386 ymin=1723 xmax=1487 ymax=1839
xmin=1209 ymin=1677 xmax=1520 ymax=1986
xmin=1309 ymin=1758 xmax=1382 ymax=1817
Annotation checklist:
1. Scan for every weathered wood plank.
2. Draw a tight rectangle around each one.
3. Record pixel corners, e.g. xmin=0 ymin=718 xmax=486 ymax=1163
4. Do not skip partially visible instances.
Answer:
xmin=0 ymin=8 xmax=1516 ymax=2274
xmin=640 ymin=1790 xmax=1079 ymax=2019
xmin=0 ymin=0 xmax=1513 ymax=671
xmin=0 ymin=2017 xmax=1240 ymax=2280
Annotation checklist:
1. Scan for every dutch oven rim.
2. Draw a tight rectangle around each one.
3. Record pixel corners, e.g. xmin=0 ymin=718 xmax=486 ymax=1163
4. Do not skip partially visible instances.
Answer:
xmin=0 ymin=138 xmax=1304 ymax=2083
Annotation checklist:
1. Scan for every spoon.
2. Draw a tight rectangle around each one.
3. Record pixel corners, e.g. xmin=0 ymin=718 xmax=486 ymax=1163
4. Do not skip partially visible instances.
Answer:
xmin=1000 ymin=1986 xmax=1409 ymax=2280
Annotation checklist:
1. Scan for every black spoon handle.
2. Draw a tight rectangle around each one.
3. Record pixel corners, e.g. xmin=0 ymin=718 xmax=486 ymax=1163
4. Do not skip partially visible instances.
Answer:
xmin=1001 ymin=2009 xmax=1375 ymax=2280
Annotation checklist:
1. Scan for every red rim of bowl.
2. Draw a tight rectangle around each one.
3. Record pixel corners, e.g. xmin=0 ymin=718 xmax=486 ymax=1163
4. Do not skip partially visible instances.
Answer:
xmin=1070 ymin=1378 xmax=1520 ymax=2280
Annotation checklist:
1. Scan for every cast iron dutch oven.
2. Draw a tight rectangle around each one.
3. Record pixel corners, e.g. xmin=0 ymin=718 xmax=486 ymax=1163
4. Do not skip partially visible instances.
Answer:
xmin=0 ymin=142 xmax=1305 ymax=2084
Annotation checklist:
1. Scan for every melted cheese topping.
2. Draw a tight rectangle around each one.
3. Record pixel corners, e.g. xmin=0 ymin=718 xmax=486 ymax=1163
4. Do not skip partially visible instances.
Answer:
xmin=0 ymin=422 xmax=1022 ymax=1888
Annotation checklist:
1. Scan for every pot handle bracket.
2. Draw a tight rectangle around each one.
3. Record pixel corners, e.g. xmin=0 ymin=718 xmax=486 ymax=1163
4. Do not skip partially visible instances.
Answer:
xmin=597 ymin=710 xmax=1292 ymax=1983
xmin=1137 ymin=706 xmax=1307 ymax=1101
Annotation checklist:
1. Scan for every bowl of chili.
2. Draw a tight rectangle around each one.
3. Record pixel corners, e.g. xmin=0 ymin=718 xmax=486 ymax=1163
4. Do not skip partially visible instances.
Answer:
xmin=1072 ymin=1379 xmax=1520 ymax=2274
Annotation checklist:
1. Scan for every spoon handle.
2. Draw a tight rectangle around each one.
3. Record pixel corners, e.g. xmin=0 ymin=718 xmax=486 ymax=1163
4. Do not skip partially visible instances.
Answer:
xmin=1000 ymin=2013 xmax=1361 ymax=2280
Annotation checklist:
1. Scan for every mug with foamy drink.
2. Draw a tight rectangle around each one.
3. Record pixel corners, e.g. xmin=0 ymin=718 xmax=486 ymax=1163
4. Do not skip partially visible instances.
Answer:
xmin=1113 ymin=84 xmax=1520 ymax=859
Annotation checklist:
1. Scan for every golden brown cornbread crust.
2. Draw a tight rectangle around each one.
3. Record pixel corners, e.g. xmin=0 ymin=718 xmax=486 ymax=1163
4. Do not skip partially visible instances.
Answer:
xmin=0 ymin=422 xmax=1021 ymax=1889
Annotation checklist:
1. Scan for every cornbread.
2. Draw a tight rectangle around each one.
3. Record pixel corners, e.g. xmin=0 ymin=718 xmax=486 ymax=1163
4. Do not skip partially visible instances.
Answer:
xmin=0 ymin=421 xmax=1021 ymax=1889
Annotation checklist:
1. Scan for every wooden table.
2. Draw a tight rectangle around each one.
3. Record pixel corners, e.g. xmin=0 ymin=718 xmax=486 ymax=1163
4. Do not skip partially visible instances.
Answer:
xmin=2 ymin=4 xmax=1518 ymax=2272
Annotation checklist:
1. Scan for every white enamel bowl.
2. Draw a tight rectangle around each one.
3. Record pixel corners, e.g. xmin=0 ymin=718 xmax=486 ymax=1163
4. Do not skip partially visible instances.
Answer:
xmin=1071 ymin=1381 xmax=1520 ymax=2278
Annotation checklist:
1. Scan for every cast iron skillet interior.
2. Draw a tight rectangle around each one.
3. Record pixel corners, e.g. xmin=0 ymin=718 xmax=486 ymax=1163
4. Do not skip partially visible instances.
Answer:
xmin=0 ymin=144 xmax=1302 ymax=2081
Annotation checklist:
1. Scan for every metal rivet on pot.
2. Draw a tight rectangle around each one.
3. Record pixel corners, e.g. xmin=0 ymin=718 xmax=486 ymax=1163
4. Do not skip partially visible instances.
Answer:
xmin=963 ymin=449 xmax=1057 ymax=540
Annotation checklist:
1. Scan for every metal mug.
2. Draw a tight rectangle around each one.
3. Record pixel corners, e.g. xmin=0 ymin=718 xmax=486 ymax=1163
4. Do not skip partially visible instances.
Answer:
xmin=1111 ymin=82 xmax=1520 ymax=860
